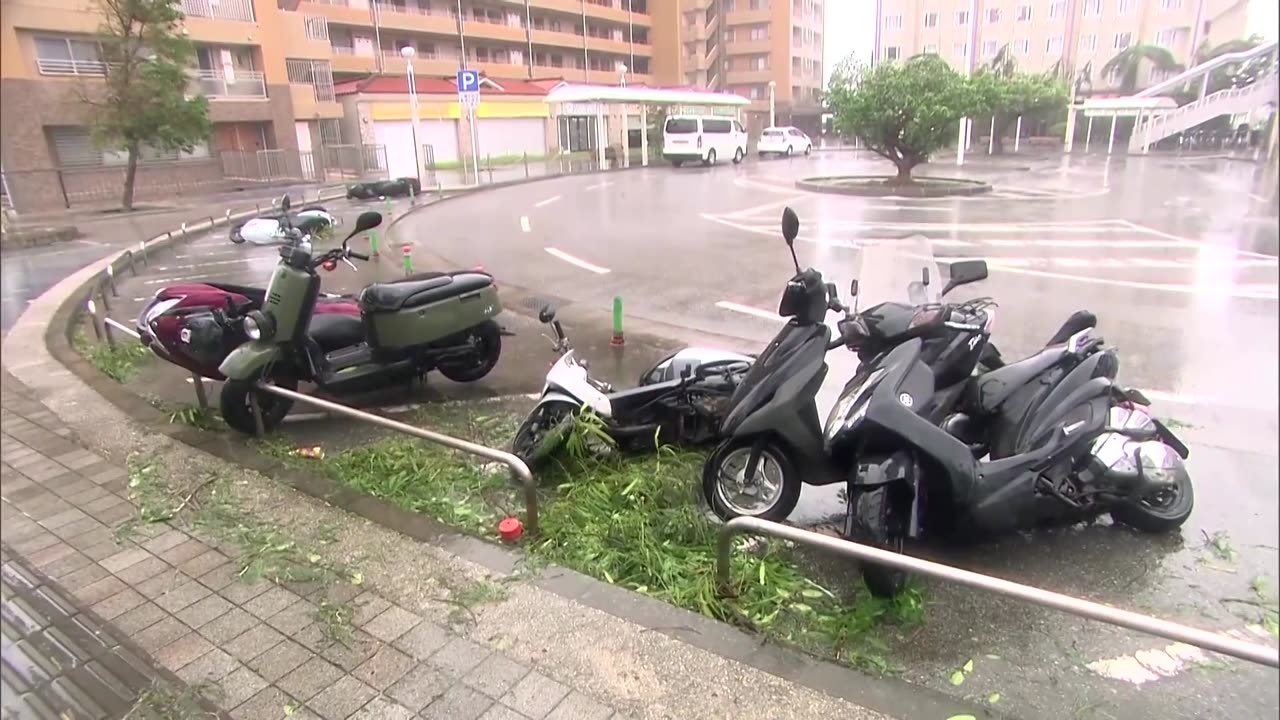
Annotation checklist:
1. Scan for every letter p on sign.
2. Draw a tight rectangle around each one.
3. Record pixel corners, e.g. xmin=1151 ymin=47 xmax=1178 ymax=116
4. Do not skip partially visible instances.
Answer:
xmin=457 ymin=70 xmax=480 ymax=93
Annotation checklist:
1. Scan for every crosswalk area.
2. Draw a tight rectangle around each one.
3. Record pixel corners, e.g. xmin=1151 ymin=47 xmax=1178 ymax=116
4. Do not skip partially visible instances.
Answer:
xmin=702 ymin=213 xmax=1280 ymax=300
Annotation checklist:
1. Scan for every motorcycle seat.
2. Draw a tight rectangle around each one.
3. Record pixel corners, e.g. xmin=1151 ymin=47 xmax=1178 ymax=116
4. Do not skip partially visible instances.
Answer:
xmin=1045 ymin=310 xmax=1097 ymax=347
xmin=359 ymin=272 xmax=493 ymax=313
xmin=973 ymin=344 xmax=1070 ymax=413
xmin=308 ymin=314 xmax=364 ymax=352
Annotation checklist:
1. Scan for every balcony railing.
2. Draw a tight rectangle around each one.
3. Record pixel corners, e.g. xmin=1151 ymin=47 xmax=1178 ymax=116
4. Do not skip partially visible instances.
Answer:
xmin=190 ymin=69 xmax=266 ymax=98
xmin=36 ymin=58 xmax=109 ymax=76
xmin=373 ymin=1 xmax=443 ymax=16
xmin=304 ymin=16 xmax=330 ymax=41
xmin=180 ymin=0 xmax=255 ymax=22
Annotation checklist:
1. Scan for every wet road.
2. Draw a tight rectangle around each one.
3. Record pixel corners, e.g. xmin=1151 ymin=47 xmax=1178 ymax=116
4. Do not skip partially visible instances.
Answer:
xmin=388 ymin=151 xmax=1280 ymax=720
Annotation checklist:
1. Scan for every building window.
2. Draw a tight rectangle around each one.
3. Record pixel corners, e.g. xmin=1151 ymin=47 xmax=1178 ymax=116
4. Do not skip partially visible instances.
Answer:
xmin=750 ymin=54 xmax=768 ymax=70
xmin=1078 ymin=33 xmax=1097 ymax=53
xmin=1114 ymin=31 xmax=1133 ymax=50
xmin=982 ymin=40 xmax=998 ymax=57
xmin=1045 ymin=35 xmax=1063 ymax=54
xmin=884 ymin=46 xmax=901 ymax=61
xmin=1017 ymin=38 xmax=1030 ymax=55
xmin=1081 ymin=0 xmax=1102 ymax=17
xmin=34 ymin=35 xmax=106 ymax=76
xmin=923 ymin=43 xmax=938 ymax=54
xmin=1016 ymin=4 xmax=1032 ymax=21
xmin=749 ymin=25 xmax=768 ymax=40
xmin=923 ymin=12 xmax=938 ymax=28
xmin=749 ymin=0 xmax=766 ymax=9
xmin=956 ymin=9 xmax=970 ymax=25
xmin=1118 ymin=0 xmax=1135 ymax=14
xmin=1160 ymin=0 xmax=1182 ymax=9
xmin=1048 ymin=1 xmax=1065 ymax=19
xmin=884 ymin=14 xmax=903 ymax=30
xmin=953 ymin=42 xmax=968 ymax=60
xmin=1154 ymin=28 xmax=1177 ymax=48
xmin=987 ymin=7 xmax=1000 ymax=24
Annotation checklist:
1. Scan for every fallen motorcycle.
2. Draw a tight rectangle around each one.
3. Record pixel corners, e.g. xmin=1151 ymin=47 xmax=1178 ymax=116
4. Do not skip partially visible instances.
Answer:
xmin=511 ymin=305 xmax=753 ymax=469
xmin=230 ymin=206 xmax=336 ymax=245
xmin=218 ymin=196 xmax=507 ymax=435
xmin=346 ymin=177 xmax=421 ymax=200
xmin=136 ymin=282 xmax=359 ymax=381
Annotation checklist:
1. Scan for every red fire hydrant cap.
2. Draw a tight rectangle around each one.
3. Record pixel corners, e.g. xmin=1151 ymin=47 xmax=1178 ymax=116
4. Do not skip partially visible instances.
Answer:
xmin=498 ymin=517 xmax=523 ymax=542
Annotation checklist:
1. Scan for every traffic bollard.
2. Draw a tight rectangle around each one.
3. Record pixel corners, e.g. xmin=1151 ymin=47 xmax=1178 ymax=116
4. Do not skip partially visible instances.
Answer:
xmin=181 ymin=222 xmax=188 ymax=235
xmin=105 ymin=264 xmax=118 ymax=296
xmin=384 ymin=197 xmax=393 ymax=220
xmin=192 ymin=372 xmax=209 ymax=409
xmin=369 ymin=230 xmax=380 ymax=256
xmin=402 ymin=244 xmax=413 ymax=275
xmin=611 ymin=296 xmax=625 ymax=347
xmin=138 ymin=240 xmax=148 ymax=267
xmin=86 ymin=298 xmax=103 ymax=341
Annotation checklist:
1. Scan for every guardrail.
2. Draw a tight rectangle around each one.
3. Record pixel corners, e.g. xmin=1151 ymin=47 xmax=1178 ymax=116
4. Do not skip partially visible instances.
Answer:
xmin=716 ymin=517 xmax=1280 ymax=668
xmin=253 ymin=383 xmax=539 ymax=534
xmin=191 ymin=69 xmax=267 ymax=99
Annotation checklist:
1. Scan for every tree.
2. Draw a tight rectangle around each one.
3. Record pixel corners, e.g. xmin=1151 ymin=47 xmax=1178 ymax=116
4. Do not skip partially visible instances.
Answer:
xmin=826 ymin=54 xmax=982 ymax=183
xmin=1101 ymin=44 xmax=1185 ymax=94
xmin=86 ymin=0 xmax=210 ymax=210
xmin=970 ymin=69 xmax=1069 ymax=154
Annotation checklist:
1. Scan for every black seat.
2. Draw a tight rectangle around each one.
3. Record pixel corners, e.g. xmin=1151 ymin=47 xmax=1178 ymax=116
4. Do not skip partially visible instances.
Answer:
xmin=1045 ymin=310 xmax=1096 ymax=346
xmin=972 ymin=345 xmax=1069 ymax=413
xmin=307 ymin=314 xmax=364 ymax=352
xmin=360 ymin=272 xmax=493 ymax=312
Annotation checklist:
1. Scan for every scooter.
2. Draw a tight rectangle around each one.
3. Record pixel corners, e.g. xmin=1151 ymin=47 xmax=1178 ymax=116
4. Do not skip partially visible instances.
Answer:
xmin=230 ymin=206 xmax=336 ymax=245
xmin=136 ymin=282 xmax=360 ymax=381
xmin=511 ymin=305 xmax=753 ymax=468
xmin=217 ymin=197 xmax=506 ymax=435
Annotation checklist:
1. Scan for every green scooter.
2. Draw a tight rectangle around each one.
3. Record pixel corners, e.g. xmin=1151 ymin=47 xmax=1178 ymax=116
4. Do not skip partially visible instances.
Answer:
xmin=218 ymin=198 xmax=505 ymax=435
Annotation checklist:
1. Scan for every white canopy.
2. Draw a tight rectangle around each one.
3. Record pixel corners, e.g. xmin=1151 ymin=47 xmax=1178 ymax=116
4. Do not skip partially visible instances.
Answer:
xmin=544 ymin=84 xmax=750 ymax=107
xmin=1081 ymin=96 xmax=1179 ymax=117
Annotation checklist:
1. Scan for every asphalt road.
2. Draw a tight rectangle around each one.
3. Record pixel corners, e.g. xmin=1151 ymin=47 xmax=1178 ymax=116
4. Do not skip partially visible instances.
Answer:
xmin=13 ymin=153 xmax=1279 ymax=720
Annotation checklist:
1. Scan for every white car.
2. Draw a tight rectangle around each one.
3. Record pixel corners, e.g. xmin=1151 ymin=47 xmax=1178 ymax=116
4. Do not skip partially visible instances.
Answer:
xmin=662 ymin=115 xmax=749 ymax=167
xmin=757 ymin=126 xmax=813 ymax=158
xmin=230 ymin=207 xmax=337 ymax=246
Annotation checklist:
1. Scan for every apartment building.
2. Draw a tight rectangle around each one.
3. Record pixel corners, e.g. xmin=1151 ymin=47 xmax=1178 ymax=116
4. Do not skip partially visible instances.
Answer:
xmin=651 ymin=0 xmax=825 ymax=131
xmin=874 ymin=0 xmax=1248 ymax=87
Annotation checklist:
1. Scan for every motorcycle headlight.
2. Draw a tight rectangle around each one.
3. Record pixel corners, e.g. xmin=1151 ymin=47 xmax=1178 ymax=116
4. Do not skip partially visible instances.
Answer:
xmin=243 ymin=310 xmax=275 ymax=341
xmin=142 ymin=297 xmax=182 ymax=327
xmin=823 ymin=368 xmax=887 ymax=442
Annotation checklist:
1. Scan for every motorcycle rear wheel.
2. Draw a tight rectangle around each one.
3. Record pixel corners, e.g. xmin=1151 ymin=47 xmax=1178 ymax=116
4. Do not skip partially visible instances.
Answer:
xmin=701 ymin=438 xmax=800 ymax=522
xmin=1110 ymin=471 xmax=1194 ymax=533
xmin=220 ymin=373 xmax=297 ymax=436
xmin=437 ymin=320 xmax=502 ymax=383
xmin=848 ymin=486 xmax=909 ymax=598
xmin=511 ymin=400 xmax=577 ymax=470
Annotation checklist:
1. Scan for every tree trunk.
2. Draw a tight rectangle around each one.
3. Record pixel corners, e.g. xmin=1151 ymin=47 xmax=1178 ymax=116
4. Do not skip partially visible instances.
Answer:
xmin=991 ymin=114 xmax=1011 ymax=155
xmin=122 ymin=142 xmax=139 ymax=211
xmin=889 ymin=158 xmax=915 ymax=184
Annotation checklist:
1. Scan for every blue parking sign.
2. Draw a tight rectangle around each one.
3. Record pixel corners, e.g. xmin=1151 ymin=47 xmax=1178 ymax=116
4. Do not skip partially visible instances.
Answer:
xmin=456 ymin=70 xmax=480 ymax=93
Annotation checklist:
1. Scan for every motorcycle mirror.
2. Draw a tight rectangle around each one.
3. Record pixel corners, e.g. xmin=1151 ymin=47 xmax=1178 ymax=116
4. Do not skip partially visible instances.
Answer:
xmin=849 ymin=279 xmax=859 ymax=297
xmin=780 ymin=207 xmax=801 ymax=272
xmin=940 ymin=259 xmax=989 ymax=297
xmin=344 ymin=211 xmax=383 ymax=243
xmin=538 ymin=304 xmax=557 ymax=324
xmin=279 ymin=194 xmax=291 ymax=212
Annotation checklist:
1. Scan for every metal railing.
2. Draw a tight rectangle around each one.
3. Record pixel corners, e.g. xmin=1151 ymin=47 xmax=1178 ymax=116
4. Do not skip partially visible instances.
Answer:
xmin=36 ymin=58 xmax=109 ymax=76
xmin=190 ymin=69 xmax=267 ymax=99
xmin=181 ymin=0 xmax=255 ymax=22
xmin=716 ymin=517 xmax=1280 ymax=668
xmin=254 ymin=384 xmax=539 ymax=534
xmin=304 ymin=15 xmax=330 ymax=42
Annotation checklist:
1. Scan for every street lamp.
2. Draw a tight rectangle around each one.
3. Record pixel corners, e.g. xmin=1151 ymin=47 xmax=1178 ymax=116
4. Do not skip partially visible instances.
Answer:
xmin=618 ymin=62 xmax=628 ymax=87
xmin=768 ymin=80 xmax=776 ymax=128
xmin=400 ymin=45 xmax=423 ymax=186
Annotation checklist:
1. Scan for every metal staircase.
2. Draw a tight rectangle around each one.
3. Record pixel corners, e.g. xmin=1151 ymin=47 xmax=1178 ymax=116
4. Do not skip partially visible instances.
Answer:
xmin=1130 ymin=67 xmax=1279 ymax=152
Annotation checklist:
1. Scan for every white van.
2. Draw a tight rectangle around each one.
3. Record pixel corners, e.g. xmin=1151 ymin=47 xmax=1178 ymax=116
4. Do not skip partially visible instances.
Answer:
xmin=662 ymin=115 xmax=748 ymax=167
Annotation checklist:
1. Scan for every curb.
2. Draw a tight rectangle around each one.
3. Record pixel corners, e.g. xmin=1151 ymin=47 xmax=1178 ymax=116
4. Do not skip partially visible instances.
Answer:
xmin=0 ymin=224 xmax=81 ymax=250
xmin=26 ymin=177 xmax=996 ymax=720
xmin=796 ymin=175 xmax=993 ymax=197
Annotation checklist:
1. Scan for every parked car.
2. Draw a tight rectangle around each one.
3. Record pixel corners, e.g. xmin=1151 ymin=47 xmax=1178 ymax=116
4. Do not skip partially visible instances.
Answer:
xmin=346 ymin=177 xmax=422 ymax=200
xmin=757 ymin=126 xmax=813 ymax=158
xmin=662 ymin=115 xmax=749 ymax=167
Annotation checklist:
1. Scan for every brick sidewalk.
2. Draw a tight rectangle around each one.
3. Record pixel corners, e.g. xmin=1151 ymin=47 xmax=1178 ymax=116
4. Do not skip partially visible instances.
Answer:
xmin=1 ymin=373 xmax=627 ymax=720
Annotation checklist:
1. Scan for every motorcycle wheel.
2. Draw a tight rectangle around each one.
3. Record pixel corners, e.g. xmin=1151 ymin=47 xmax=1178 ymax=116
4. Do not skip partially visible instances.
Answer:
xmin=511 ymin=400 xmax=578 ymax=469
xmin=219 ymin=373 xmax=297 ymax=436
xmin=229 ymin=224 xmax=246 ymax=244
xmin=701 ymin=438 xmax=800 ymax=522
xmin=1110 ymin=471 xmax=1194 ymax=532
xmin=437 ymin=320 xmax=502 ymax=383
xmin=848 ymin=486 xmax=908 ymax=598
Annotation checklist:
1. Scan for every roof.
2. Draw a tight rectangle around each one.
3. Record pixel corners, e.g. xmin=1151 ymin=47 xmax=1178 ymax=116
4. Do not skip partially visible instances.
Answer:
xmin=544 ymin=84 xmax=750 ymax=106
xmin=334 ymin=75 xmax=550 ymax=97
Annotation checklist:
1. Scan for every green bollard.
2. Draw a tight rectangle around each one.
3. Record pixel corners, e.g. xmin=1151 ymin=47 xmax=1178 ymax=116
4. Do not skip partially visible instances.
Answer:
xmin=369 ymin=229 xmax=380 ymax=256
xmin=402 ymin=244 xmax=413 ymax=275
xmin=611 ymin=296 xmax=624 ymax=346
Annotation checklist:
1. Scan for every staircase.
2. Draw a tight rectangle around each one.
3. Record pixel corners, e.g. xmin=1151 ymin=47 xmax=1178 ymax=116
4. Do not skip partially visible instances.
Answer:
xmin=1130 ymin=68 xmax=1279 ymax=153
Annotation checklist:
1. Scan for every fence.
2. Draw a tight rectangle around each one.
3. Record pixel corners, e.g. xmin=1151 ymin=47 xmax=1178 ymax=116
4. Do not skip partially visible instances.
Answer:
xmin=180 ymin=0 xmax=254 ymax=21
xmin=190 ymin=69 xmax=267 ymax=99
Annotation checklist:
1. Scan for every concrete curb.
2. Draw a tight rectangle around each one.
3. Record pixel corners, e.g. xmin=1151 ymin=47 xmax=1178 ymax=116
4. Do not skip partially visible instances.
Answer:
xmin=797 ymin=175 xmax=993 ymax=197
xmin=13 ymin=179 xmax=995 ymax=720
xmin=0 ymin=224 xmax=81 ymax=250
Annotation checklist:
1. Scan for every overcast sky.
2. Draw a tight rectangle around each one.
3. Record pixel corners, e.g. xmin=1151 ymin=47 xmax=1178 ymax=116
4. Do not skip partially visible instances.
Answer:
xmin=823 ymin=0 xmax=1279 ymax=85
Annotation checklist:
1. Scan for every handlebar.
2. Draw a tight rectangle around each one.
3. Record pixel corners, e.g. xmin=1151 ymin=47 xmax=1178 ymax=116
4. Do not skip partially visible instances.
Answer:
xmin=349 ymin=251 xmax=370 ymax=261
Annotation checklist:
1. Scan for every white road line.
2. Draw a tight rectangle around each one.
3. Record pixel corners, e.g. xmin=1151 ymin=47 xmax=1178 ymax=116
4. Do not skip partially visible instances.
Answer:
xmin=1249 ymin=193 xmax=1270 ymax=202
xmin=544 ymin=247 xmax=610 ymax=274
xmin=583 ymin=181 xmax=612 ymax=191
xmin=520 ymin=216 xmax=531 ymax=233
xmin=1121 ymin=220 xmax=1280 ymax=260
xmin=534 ymin=195 xmax=561 ymax=208
xmin=157 ymin=258 xmax=259 ymax=271
xmin=715 ymin=301 xmax=785 ymax=322
xmin=145 ymin=272 xmax=249 ymax=285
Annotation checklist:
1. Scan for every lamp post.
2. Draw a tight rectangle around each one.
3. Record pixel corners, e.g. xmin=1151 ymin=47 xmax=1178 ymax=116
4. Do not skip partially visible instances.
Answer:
xmin=619 ymin=63 xmax=630 ymax=167
xmin=768 ymin=80 xmax=776 ymax=127
xmin=400 ymin=46 xmax=423 ymax=186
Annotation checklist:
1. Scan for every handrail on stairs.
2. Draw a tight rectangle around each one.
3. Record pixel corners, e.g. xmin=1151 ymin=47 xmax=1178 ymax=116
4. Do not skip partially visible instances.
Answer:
xmin=1131 ymin=68 xmax=1279 ymax=151
xmin=1135 ymin=39 xmax=1278 ymax=99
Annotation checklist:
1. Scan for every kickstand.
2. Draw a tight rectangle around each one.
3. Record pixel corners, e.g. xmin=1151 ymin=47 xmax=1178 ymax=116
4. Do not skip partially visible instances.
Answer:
xmin=250 ymin=393 xmax=265 ymax=437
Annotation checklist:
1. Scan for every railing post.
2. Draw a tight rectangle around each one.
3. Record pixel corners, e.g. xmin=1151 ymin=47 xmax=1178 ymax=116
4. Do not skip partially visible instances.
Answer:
xmin=192 ymin=373 xmax=209 ymax=409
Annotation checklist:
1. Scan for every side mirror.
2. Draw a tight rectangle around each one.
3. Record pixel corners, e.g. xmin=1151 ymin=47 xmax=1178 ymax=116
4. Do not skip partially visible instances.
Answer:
xmin=849 ymin=279 xmax=859 ymax=297
xmin=921 ymin=267 xmax=931 ymax=286
xmin=538 ymin=304 xmax=557 ymax=324
xmin=280 ymin=194 xmax=291 ymax=212
xmin=940 ymin=259 xmax=989 ymax=297
xmin=344 ymin=211 xmax=382 ymax=242
xmin=781 ymin=207 xmax=800 ymax=245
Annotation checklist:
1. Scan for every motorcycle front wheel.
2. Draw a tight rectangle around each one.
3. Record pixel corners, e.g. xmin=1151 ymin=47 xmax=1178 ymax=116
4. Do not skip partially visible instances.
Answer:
xmin=437 ymin=320 xmax=502 ymax=383
xmin=848 ymin=486 xmax=909 ymax=598
xmin=229 ymin=224 xmax=246 ymax=244
xmin=511 ymin=400 xmax=577 ymax=469
xmin=701 ymin=438 xmax=800 ymax=522
xmin=1110 ymin=469 xmax=1194 ymax=533
xmin=219 ymin=373 xmax=297 ymax=436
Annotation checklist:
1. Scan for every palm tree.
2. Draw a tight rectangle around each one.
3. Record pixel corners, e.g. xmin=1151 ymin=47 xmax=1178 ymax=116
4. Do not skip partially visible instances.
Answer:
xmin=1101 ymin=44 xmax=1185 ymax=93
xmin=988 ymin=43 xmax=1016 ymax=79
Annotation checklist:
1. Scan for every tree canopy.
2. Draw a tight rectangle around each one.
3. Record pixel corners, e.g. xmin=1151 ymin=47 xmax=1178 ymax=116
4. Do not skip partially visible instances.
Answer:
xmin=87 ymin=0 xmax=211 ymax=209
xmin=1101 ymin=44 xmax=1185 ymax=93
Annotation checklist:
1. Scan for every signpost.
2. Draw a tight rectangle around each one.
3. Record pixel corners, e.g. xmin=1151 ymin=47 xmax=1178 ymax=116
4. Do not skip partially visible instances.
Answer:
xmin=457 ymin=70 xmax=482 ymax=186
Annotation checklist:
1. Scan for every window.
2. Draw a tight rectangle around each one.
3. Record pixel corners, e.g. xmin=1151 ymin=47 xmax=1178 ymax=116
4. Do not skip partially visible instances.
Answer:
xmin=987 ymin=7 xmax=1000 ymax=24
xmin=1154 ymin=28 xmax=1176 ymax=48
xmin=884 ymin=46 xmax=901 ymax=61
xmin=1016 ymin=4 xmax=1032 ymax=21
xmin=923 ymin=12 xmax=938 ymax=28
xmin=734 ymin=120 xmax=746 ymax=133
xmin=749 ymin=25 xmax=768 ymax=40
xmin=1017 ymin=38 xmax=1030 ymax=55
xmin=983 ymin=40 xmax=998 ymax=57
xmin=749 ymin=0 xmax=766 ymax=9
xmin=704 ymin=119 xmax=732 ymax=134
xmin=953 ymin=42 xmax=968 ymax=60
xmin=1081 ymin=0 xmax=1102 ymax=16
xmin=34 ymin=35 xmax=106 ymax=76
xmin=48 ymin=126 xmax=209 ymax=167
xmin=923 ymin=43 xmax=938 ymax=54
xmin=665 ymin=118 xmax=698 ymax=134
xmin=956 ymin=9 xmax=970 ymax=25
xmin=1113 ymin=31 xmax=1132 ymax=50
xmin=1045 ymin=35 xmax=1063 ymax=54
xmin=1160 ymin=0 xmax=1182 ymax=9
xmin=884 ymin=14 xmax=903 ymax=30
xmin=1079 ymin=33 xmax=1097 ymax=52
xmin=1118 ymin=0 xmax=1135 ymax=14
xmin=1048 ymin=1 xmax=1065 ymax=19
xmin=749 ymin=55 xmax=768 ymax=70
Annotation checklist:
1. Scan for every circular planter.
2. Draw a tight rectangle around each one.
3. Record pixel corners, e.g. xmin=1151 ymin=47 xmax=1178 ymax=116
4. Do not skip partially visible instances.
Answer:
xmin=796 ymin=175 xmax=992 ymax=198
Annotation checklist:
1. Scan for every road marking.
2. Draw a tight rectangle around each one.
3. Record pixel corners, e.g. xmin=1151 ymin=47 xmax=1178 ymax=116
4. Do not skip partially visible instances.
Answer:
xmin=715 ymin=301 xmax=785 ymax=322
xmin=145 ymin=272 xmax=249 ymax=285
xmin=584 ymin=181 xmax=612 ymax=191
xmin=544 ymin=247 xmax=610 ymax=274
xmin=534 ymin=195 xmax=561 ymax=208
xmin=1249 ymin=192 xmax=1271 ymax=203
xmin=157 ymin=258 xmax=261 ymax=271
xmin=520 ymin=216 xmax=531 ymax=233
xmin=1120 ymin=220 xmax=1279 ymax=260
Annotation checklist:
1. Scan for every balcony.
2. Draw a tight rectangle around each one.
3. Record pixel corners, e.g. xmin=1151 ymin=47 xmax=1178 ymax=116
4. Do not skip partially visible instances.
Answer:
xmin=379 ymin=51 xmax=459 ymax=76
xmin=530 ymin=28 xmax=588 ymax=51
xmin=181 ymin=0 xmax=254 ymax=21
xmin=296 ymin=0 xmax=375 ymax=29
xmin=726 ymin=39 xmax=770 ymax=55
xmin=373 ymin=2 xmax=458 ymax=35
xmin=36 ymin=58 xmax=109 ymax=76
xmin=473 ymin=60 xmax=533 ymax=79
xmin=330 ymin=46 xmax=379 ymax=73
xmin=289 ymin=85 xmax=343 ymax=119
xmin=529 ymin=0 xmax=584 ymax=14
xmin=190 ymin=69 xmax=267 ymax=98
xmin=584 ymin=35 xmax=630 ymax=55
xmin=725 ymin=68 xmax=772 ymax=84
xmin=725 ymin=9 xmax=771 ymax=25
